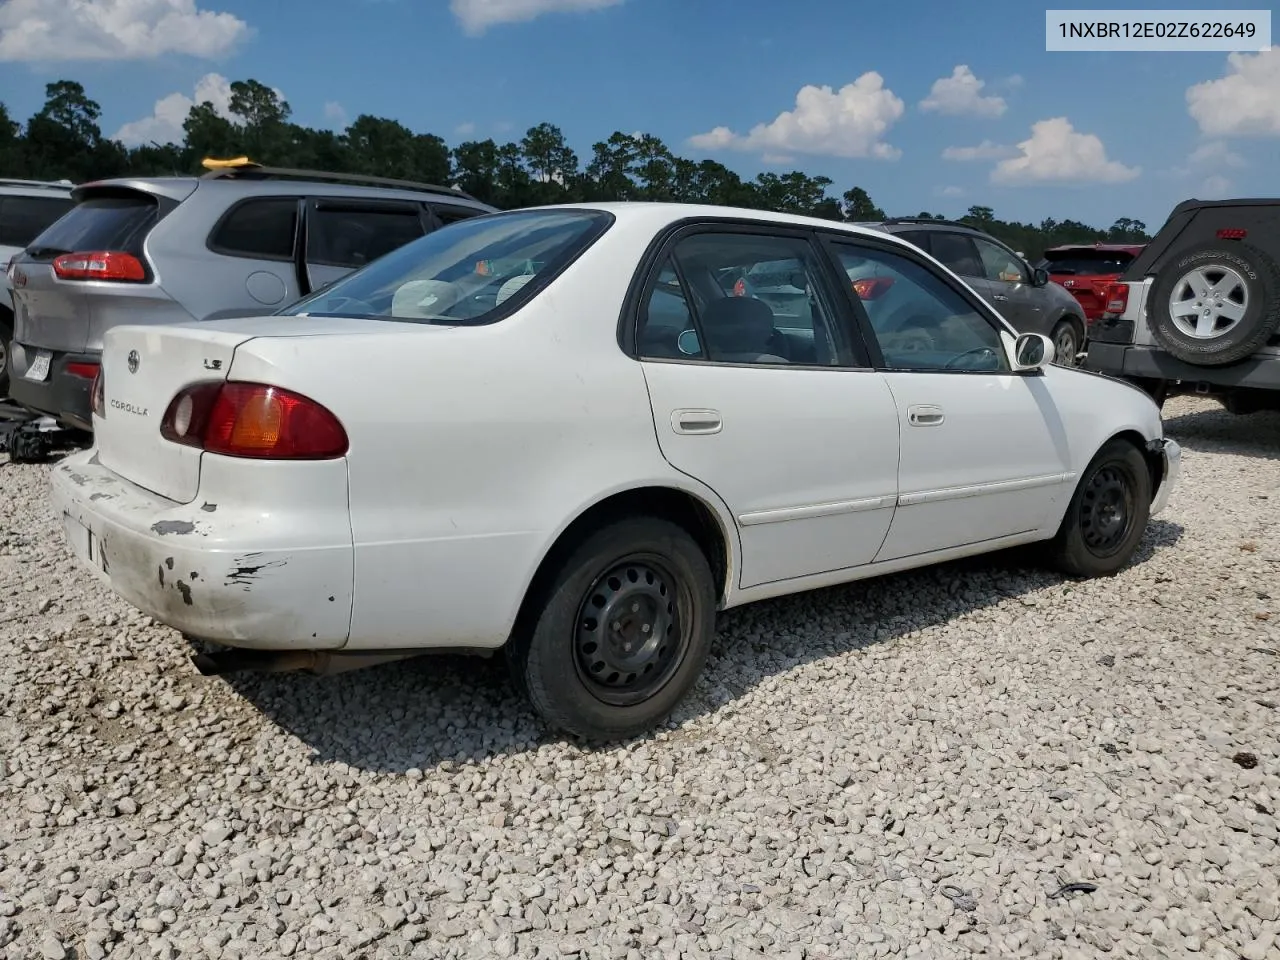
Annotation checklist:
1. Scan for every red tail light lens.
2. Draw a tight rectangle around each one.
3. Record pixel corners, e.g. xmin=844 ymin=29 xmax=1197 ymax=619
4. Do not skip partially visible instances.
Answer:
xmin=1216 ymin=228 xmax=1247 ymax=240
xmin=52 ymin=251 xmax=146 ymax=283
xmin=852 ymin=277 xmax=895 ymax=301
xmin=732 ymin=278 xmax=747 ymax=297
xmin=66 ymin=361 xmax=100 ymax=379
xmin=1104 ymin=283 xmax=1129 ymax=315
xmin=90 ymin=369 xmax=105 ymax=419
xmin=161 ymin=382 xmax=348 ymax=459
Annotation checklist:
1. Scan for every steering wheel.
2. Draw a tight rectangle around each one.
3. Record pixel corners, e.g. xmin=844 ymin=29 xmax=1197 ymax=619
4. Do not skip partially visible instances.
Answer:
xmin=943 ymin=346 xmax=998 ymax=370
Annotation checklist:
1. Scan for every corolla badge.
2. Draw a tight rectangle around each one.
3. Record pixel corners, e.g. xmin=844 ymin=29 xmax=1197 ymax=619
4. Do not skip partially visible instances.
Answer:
xmin=127 ymin=350 xmax=139 ymax=373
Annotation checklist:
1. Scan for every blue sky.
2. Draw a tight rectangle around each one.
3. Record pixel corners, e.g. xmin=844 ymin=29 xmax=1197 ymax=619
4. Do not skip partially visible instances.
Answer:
xmin=1 ymin=0 xmax=1277 ymax=230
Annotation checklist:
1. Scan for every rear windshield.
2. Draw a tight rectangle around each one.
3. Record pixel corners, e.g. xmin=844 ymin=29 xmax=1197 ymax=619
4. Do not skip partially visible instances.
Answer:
xmin=1040 ymin=250 xmax=1137 ymax=276
xmin=283 ymin=209 xmax=613 ymax=324
xmin=0 ymin=194 xmax=75 ymax=247
xmin=27 ymin=193 xmax=159 ymax=258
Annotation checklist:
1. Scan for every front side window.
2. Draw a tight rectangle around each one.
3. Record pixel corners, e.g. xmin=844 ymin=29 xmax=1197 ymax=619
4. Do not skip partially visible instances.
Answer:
xmin=974 ymin=237 xmax=1028 ymax=284
xmin=282 ymin=209 xmax=612 ymax=324
xmin=833 ymin=242 xmax=1009 ymax=373
xmin=636 ymin=232 xmax=842 ymax=366
xmin=928 ymin=232 xmax=983 ymax=278
xmin=306 ymin=203 xmax=427 ymax=268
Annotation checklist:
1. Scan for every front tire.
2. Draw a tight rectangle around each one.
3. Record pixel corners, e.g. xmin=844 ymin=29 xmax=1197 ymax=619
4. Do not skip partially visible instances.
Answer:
xmin=1050 ymin=319 xmax=1082 ymax=367
xmin=508 ymin=516 xmax=717 ymax=741
xmin=0 ymin=306 xmax=13 ymax=399
xmin=1045 ymin=439 xmax=1152 ymax=578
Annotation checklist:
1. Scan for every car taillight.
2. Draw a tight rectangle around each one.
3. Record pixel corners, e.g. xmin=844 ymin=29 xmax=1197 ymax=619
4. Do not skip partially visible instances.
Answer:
xmin=1216 ymin=228 xmax=1247 ymax=240
xmin=52 ymin=251 xmax=146 ymax=283
xmin=160 ymin=381 xmax=348 ymax=459
xmin=1104 ymin=283 xmax=1129 ymax=315
xmin=732 ymin=278 xmax=747 ymax=297
xmin=90 ymin=369 xmax=105 ymax=418
xmin=66 ymin=361 xmax=99 ymax=379
xmin=852 ymin=277 xmax=895 ymax=300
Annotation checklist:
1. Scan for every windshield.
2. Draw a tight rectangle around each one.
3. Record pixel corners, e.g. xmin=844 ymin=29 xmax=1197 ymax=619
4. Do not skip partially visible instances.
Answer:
xmin=1041 ymin=251 xmax=1136 ymax=276
xmin=283 ymin=209 xmax=613 ymax=324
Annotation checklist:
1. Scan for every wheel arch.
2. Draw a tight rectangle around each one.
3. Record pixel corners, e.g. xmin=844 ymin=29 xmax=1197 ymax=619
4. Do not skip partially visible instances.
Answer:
xmin=507 ymin=483 xmax=739 ymax=647
xmin=1101 ymin=427 xmax=1164 ymax=501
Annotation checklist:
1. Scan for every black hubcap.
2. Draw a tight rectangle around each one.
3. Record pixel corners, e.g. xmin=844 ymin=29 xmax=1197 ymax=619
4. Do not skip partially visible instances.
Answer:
xmin=575 ymin=557 xmax=683 ymax=706
xmin=1079 ymin=463 xmax=1135 ymax=556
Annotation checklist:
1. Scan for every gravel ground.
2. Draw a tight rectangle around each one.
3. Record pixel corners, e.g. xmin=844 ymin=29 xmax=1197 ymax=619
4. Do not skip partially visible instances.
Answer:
xmin=2 ymin=395 xmax=1277 ymax=960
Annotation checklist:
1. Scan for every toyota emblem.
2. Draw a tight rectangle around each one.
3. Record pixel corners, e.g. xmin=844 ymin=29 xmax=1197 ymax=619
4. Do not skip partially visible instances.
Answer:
xmin=127 ymin=350 xmax=139 ymax=374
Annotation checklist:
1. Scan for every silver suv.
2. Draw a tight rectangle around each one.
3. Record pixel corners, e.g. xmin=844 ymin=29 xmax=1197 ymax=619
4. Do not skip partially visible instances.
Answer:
xmin=1 ymin=178 xmax=77 ymax=398
xmin=6 ymin=164 xmax=496 ymax=430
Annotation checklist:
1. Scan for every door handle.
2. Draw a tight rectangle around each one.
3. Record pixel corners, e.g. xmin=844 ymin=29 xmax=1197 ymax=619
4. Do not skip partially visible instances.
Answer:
xmin=907 ymin=404 xmax=945 ymax=427
xmin=671 ymin=408 xmax=722 ymax=435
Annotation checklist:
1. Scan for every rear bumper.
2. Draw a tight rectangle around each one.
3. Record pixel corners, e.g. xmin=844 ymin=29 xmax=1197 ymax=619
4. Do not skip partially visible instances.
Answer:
xmin=1149 ymin=437 xmax=1181 ymax=517
xmin=7 ymin=344 xmax=96 ymax=429
xmin=1085 ymin=342 xmax=1280 ymax=391
xmin=49 ymin=450 xmax=355 ymax=650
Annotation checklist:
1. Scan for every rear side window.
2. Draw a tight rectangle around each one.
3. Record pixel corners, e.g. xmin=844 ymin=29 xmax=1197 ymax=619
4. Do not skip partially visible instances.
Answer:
xmin=306 ymin=203 xmax=427 ymax=268
xmin=892 ymin=230 xmax=931 ymax=251
xmin=0 ymin=195 xmax=75 ymax=247
xmin=27 ymin=193 xmax=158 ymax=257
xmin=282 ymin=208 xmax=613 ymax=325
xmin=431 ymin=204 xmax=484 ymax=226
xmin=209 ymin=198 xmax=299 ymax=261
xmin=928 ymin=232 xmax=983 ymax=277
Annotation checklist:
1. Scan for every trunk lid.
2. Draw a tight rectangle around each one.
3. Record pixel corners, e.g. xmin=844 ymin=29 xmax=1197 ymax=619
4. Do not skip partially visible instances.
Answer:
xmin=96 ymin=315 xmax=421 ymax=503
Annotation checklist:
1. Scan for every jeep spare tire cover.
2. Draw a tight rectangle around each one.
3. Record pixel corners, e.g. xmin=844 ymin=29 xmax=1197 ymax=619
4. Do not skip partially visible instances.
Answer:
xmin=1148 ymin=241 xmax=1280 ymax=366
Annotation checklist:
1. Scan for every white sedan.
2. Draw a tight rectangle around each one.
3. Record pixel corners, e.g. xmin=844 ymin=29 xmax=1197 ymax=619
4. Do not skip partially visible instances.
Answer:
xmin=50 ymin=203 xmax=1181 ymax=741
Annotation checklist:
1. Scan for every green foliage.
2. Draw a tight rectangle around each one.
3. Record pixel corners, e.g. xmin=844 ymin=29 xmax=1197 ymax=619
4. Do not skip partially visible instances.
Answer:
xmin=1 ymin=77 xmax=1150 ymax=256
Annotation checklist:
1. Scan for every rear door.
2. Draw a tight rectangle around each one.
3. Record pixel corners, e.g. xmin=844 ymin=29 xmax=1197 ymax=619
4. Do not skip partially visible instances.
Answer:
xmin=925 ymin=230 xmax=996 ymax=305
xmin=11 ymin=190 xmax=165 ymax=353
xmin=302 ymin=199 xmax=430 ymax=292
xmin=202 ymin=196 xmax=303 ymax=317
xmin=635 ymin=223 xmax=901 ymax=590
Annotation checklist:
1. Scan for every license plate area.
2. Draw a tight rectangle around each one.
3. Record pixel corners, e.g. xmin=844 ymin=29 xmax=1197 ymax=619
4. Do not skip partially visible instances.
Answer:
xmin=25 ymin=349 xmax=52 ymax=382
xmin=63 ymin=512 xmax=108 ymax=574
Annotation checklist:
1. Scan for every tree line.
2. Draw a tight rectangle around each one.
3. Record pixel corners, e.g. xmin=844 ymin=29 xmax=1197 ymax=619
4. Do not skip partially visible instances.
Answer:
xmin=2 ymin=79 xmax=1152 ymax=259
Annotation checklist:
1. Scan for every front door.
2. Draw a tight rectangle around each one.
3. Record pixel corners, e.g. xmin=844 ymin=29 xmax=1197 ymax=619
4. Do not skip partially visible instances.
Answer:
xmin=825 ymin=237 xmax=1071 ymax=562
xmin=302 ymin=198 xmax=431 ymax=294
xmin=972 ymin=235 xmax=1045 ymax=334
xmin=634 ymin=227 xmax=901 ymax=590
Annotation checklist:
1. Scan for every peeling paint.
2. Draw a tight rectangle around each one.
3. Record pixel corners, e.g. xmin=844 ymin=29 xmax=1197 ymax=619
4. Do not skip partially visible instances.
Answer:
xmin=157 ymin=564 xmax=165 ymax=587
xmin=190 ymin=572 xmax=199 ymax=580
xmin=175 ymin=581 xmax=193 ymax=606
xmin=151 ymin=521 xmax=196 ymax=537
xmin=224 ymin=552 xmax=288 ymax=588
xmin=200 ymin=502 xmax=217 ymax=513
xmin=68 ymin=473 xmax=90 ymax=487
xmin=165 ymin=557 xmax=174 ymax=570
xmin=89 ymin=492 xmax=112 ymax=502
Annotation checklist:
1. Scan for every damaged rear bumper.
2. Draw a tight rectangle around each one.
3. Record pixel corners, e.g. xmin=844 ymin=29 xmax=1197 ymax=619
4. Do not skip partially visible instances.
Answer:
xmin=49 ymin=450 xmax=354 ymax=649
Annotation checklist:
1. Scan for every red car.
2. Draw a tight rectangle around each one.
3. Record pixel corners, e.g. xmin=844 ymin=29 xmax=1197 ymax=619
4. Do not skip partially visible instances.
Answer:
xmin=1039 ymin=243 xmax=1145 ymax=325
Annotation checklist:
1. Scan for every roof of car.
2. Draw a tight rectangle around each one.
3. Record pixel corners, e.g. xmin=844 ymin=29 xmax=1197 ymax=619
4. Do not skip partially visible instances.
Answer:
xmin=0 ymin=178 xmax=76 ymax=197
xmin=72 ymin=174 xmax=494 ymax=209
xmin=1044 ymin=242 xmax=1145 ymax=254
xmin=538 ymin=202 xmax=923 ymax=244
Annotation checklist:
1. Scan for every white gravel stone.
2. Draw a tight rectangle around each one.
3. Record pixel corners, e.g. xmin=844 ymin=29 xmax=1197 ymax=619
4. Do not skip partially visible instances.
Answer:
xmin=2 ymin=397 xmax=1278 ymax=960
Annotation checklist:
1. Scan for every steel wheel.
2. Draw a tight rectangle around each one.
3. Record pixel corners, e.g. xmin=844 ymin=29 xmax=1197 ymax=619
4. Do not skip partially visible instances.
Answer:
xmin=1168 ymin=265 xmax=1248 ymax=340
xmin=573 ymin=555 xmax=687 ymax=707
xmin=1078 ymin=461 xmax=1138 ymax=558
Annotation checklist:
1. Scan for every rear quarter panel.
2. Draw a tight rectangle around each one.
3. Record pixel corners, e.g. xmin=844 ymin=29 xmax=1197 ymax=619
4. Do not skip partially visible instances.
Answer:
xmin=225 ymin=221 xmax=737 ymax=650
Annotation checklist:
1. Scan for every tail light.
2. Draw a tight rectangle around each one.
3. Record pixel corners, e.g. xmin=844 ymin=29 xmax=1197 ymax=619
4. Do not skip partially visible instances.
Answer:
xmin=852 ymin=277 xmax=895 ymax=300
xmin=160 ymin=381 xmax=348 ymax=459
xmin=52 ymin=251 xmax=146 ymax=283
xmin=1216 ymin=228 xmax=1247 ymax=240
xmin=90 ymin=368 xmax=105 ymax=418
xmin=66 ymin=361 xmax=100 ymax=379
xmin=732 ymin=278 xmax=747 ymax=297
xmin=1103 ymin=283 xmax=1129 ymax=316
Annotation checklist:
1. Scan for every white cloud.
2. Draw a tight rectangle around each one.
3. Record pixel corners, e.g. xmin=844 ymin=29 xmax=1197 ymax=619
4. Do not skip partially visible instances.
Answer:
xmin=941 ymin=140 xmax=1017 ymax=161
xmin=688 ymin=73 xmax=904 ymax=160
xmin=938 ymin=185 xmax=965 ymax=197
xmin=1187 ymin=140 xmax=1246 ymax=169
xmin=449 ymin=0 xmax=623 ymax=35
xmin=323 ymin=101 xmax=347 ymax=128
xmin=761 ymin=152 xmax=795 ymax=165
xmin=112 ymin=73 xmax=284 ymax=146
xmin=1187 ymin=48 xmax=1280 ymax=137
xmin=1199 ymin=175 xmax=1234 ymax=198
xmin=991 ymin=118 xmax=1139 ymax=185
xmin=0 ymin=0 xmax=248 ymax=62
xmin=919 ymin=65 xmax=1006 ymax=118
xmin=455 ymin=121 xmax=477 ymax=137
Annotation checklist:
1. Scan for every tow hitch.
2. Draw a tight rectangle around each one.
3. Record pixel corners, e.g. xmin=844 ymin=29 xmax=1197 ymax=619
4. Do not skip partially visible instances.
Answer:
xmin=0 ymin=401 xmax=89 ymax=463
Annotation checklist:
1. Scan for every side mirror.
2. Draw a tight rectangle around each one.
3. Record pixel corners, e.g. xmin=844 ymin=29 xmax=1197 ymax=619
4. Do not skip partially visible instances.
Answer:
xmin=1032 ymin=266 xmax=1050 ymax=287
xmin=1010 ymin=332 xmax=1054 ymax=371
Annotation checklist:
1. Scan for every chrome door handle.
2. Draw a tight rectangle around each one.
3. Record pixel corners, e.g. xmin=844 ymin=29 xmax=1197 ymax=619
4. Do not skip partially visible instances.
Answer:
xmin=671 ymin=409 xmax=722 ymax=435
xmin=907 ymin=404 xmax=945 ymax=427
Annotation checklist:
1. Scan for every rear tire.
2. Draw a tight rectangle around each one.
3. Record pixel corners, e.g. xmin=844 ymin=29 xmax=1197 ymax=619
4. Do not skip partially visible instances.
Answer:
xmin=1045 ymin=439 xmax=1151 ymax=578
xmin=0 ymin=306 xmax=13 ymax=400
xmin=507 ymin=516 xmax=717 ymax=742
xmin=1148 ymin=242 xmax=1280 ymax=366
